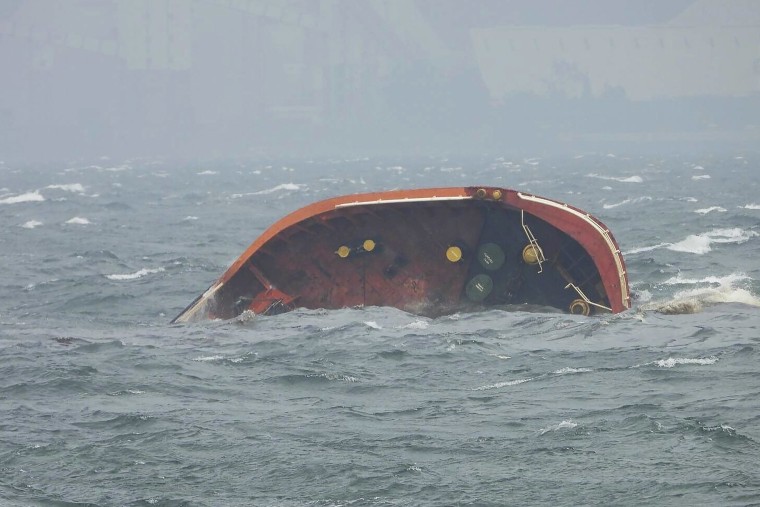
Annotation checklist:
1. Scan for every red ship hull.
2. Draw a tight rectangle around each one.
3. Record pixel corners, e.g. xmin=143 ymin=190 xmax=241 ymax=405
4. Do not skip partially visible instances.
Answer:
xmin=172 ymin=187 xmax=630 ymax=322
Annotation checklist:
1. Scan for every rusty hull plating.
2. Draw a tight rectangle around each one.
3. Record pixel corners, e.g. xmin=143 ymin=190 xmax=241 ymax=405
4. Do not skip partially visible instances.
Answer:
xmin=172 ymin=187 xmax=630 ymax=322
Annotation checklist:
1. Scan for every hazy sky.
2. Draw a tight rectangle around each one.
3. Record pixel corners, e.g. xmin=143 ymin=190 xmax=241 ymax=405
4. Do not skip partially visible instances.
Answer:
xmin=1 ymin=0 xmax=758 ymax=162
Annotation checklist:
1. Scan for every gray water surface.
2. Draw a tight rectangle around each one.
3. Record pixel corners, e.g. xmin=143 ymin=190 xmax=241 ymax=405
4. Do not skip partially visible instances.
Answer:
xmin=2 ymin=154 xmax=759 ymax=506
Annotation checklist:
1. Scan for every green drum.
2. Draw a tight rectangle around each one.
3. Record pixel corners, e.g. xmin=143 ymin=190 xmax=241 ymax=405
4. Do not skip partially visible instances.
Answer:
xmin=477 ymin=243 xmax=505 ymax=271
xmin=465 ymin=274 xmax=493 ymax=302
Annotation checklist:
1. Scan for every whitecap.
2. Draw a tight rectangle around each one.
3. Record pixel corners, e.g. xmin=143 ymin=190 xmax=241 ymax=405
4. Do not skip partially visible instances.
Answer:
xmin=197 ymin=170 xmax=217 ymax=175
xmin=603 ymin=196 xmax=652 ymax=209
xmin=672 ymin=285 xmax=760 ymax=308
xmin=252 ymin=183 xmax=306 ymax=194
xmin=648 ymin=269 xmax=759 ymax=313
xmin=106 ymin=267 xmax=165 ymax=281
xmin=183 ymin=216 xmax=199 ymax=221
xmin=692 ymin=174 xmax=711 ymax=180
xmin=553 ymin=367 xmax=592 ymax=375
xmin=668 ymin=228 xmax=757 ymax=254
xmin=192 ymin=355 xmax=225 ymax=362
xmin=703 ymin=423 xmax=736 ymax=434
xmin=400 ymin=320 xmax=428 ymax=330
xmin=654 ymin=356 xmax=718 ymax=368
xmin=539 ymin=420 xmax=577 ymax=434
xmin=473 ymin=378 xmax=532 ymax=390
xmin=585 ymin=173 xmax=642 ymax=183
xmin=364 ymin=321 xmax=382 ymax=330
xmin=662 ymin=273 xmax=750 ymax=286
xmin=21 ymin=220 xmax=43 ymax=229
xmin=694 ymin=206 xmax=726 ymax=214
xmin=742 ymin=203 xmax=760 ymax=210
xmin=46 ymin=183 xmax=85 ymax=193
xmin=604 ymin=198 xmax=631 ymax=209
xmin=0 ymin=191 xmax=45 ymax=204
xmin=65 ymin=217 xmax=91 ymax=225
xmin=623 ymin=242 xmax=669 ymax=255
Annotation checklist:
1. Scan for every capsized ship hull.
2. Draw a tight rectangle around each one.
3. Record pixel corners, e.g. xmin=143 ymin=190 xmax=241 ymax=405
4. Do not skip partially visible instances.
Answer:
xmin=172 ymin=187 xmax=630 ymax=322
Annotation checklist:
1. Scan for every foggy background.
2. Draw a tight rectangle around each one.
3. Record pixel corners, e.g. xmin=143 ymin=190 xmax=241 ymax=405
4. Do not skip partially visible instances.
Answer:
xmin=1 ymin=0 xmax=759 ymax=162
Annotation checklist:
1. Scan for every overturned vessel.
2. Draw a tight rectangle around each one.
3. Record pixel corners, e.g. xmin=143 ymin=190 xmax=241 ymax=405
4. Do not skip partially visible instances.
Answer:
xmin=172 ymin=186 xmax=630 ymax=322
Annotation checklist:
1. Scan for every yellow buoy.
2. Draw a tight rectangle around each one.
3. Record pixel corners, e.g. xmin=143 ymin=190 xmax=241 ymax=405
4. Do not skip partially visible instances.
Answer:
xmin=569 ymin=298 xmax=591 ymax=316
xmin=336 ymin=245 xmax=351 ymax=258
xmin=363 ymin=239 xmax=376 ymax=252
xmin=522 ymin=244 xmax=541 ymax=265
xmin=446 ymin=245 xmax=463 ymax=263
xmin=492 ymin=189 xmax=502 ymax=200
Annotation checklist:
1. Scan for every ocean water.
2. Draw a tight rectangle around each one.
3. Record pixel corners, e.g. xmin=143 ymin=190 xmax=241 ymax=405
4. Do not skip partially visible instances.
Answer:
xmin=2 ymin=154 xmax=760 ymax=506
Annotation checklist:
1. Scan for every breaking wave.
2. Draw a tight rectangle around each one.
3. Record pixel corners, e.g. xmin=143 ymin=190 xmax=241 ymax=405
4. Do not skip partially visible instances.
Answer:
xmin=253 ymin=183 xmax=305 ymax=194
xmin=628 ymin=228 xmax=757 ymax=256
xmin=0 ymin=190 xmax=45 ymax=204
xmin=46 ymin=183 xmax=86 ymax=193
xmin=603 ymin=196 xmax=652 ymax=209
xmin=693 ymin=206 xmax=726 ymax=214
xmin=473 ymin=378 xmax=532 ymax=390
xmin=668 ymin=228 xmax=757 ymax=254
xmin=106 ymin=267 xmax=165 ymax=281
xmin=539 ymin=420 xmax=578 ymax=434
xmin=586 ymin=173 xmax=643 ymax=183
xmin=642 ymin=273 xmax=760 ymax=314
xmin=21 ymin=220 xmax=43 ymax=229
xmin=654 ymin=356 xmax=718 ymax=368
xmin=65 ymin=217 xmax=91 ymax=225
xmin=553 ymin=367 xmax=592 ymax=375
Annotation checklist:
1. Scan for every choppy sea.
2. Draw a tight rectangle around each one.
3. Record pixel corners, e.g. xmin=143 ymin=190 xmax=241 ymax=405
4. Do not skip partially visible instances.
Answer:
xmin=2 ymin=154 xmax=760 ymax=506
